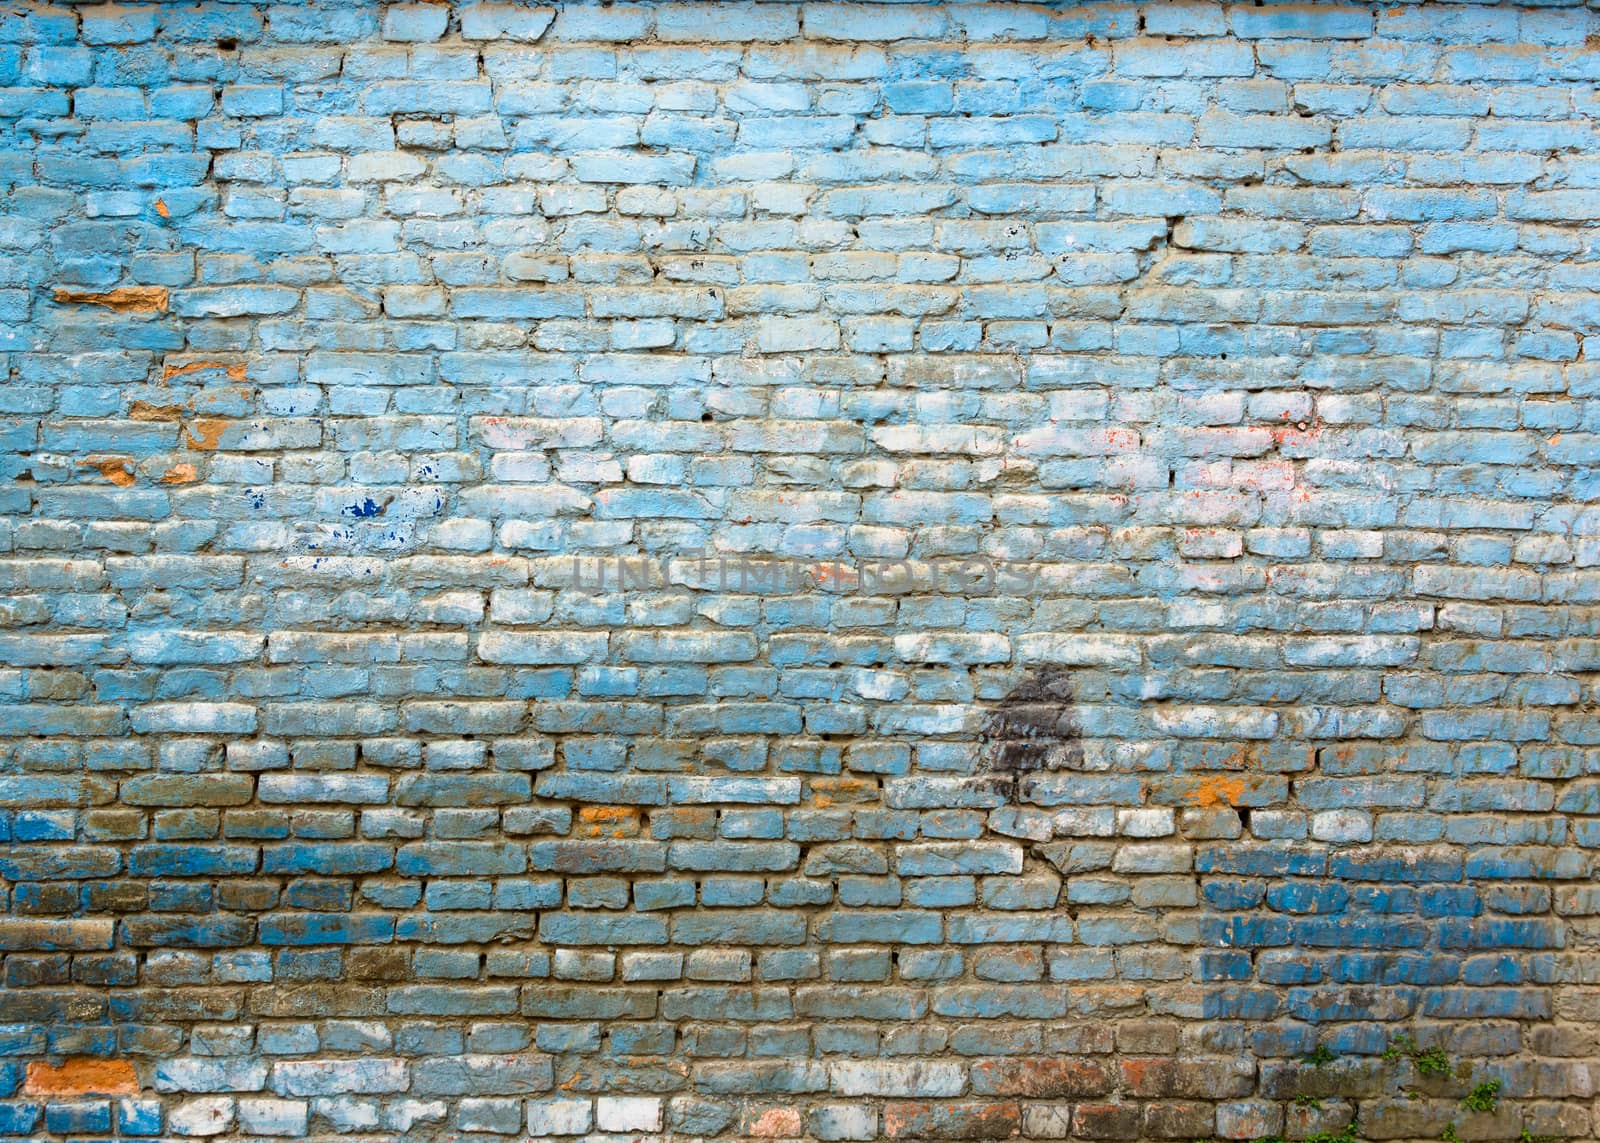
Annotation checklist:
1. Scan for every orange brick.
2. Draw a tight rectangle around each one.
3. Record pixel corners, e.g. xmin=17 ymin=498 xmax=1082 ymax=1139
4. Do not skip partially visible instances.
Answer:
xmin=52 ymin=286 xmax=168 ymax=313
xmin=24 ymin=1059 xmax=138 ymax=1096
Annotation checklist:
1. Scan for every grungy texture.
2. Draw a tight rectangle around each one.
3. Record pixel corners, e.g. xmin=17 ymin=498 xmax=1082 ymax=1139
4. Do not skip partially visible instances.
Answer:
xmin=1 ymin=1 xmax=1599 ymax=1141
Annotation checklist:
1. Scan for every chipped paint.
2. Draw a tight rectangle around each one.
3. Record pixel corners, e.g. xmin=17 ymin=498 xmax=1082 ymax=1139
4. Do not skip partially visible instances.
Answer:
xmin=129 ymin=400 xmax=188 ymax=421
xmin=750 ymin=1108 xmax=803 ymax=1137
xmin=162 ymin=360 xmax=247 ymax=383
xmin=82 ymin=455 xmax=135 ymax=486
xmin=810 ymin=776 xmax=877 ymax=807
xmin=184 ymin=418 xmax=230 ymax=450
xmin=51 ymin=286 xmax=169 ymax=313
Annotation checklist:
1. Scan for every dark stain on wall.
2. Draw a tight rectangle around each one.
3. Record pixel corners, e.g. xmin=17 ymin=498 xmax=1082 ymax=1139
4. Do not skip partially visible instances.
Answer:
xmin=979 ymin=666 xmax=1084 ymax=799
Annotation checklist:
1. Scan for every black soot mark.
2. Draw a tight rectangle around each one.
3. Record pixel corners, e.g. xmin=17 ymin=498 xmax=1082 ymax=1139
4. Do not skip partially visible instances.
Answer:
xmin=977 ymin=666 xmax=1084 ymax=802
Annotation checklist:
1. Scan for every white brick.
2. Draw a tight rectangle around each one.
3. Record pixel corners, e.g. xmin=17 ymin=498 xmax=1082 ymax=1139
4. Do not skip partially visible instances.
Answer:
xmin=595 ymin=1097 xmax=661 ymax=1132
xmin=526 ymin=1098 xmax=593 ymax=1135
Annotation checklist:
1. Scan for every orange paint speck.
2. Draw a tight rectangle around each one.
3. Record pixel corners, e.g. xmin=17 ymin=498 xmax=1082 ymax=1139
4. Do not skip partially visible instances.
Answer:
xmin=161 ymin=463 xmax=200 ymax=485
xmin=576 ymin=805 xmax=640 ymax=838
xmin=809 ymin=562 xmax=859 ymax=587
xmin=810 ymin=777 xmax=875 ymax=807
xmin=1273 ymin=418 xmax=1324 ymax=449
xmin=1179 ymin=775 xmax=1249 ymax=808
xmin=154 ymin=198 xmax=170 ymax=218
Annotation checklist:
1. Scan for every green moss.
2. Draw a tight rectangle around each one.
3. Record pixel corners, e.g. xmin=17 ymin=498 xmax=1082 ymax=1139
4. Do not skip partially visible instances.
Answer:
xmin=1381 ymin=1033 xmax=1418 ymax=1062
xmin=1463 ymin=1079 xmax=1502 ymax=1113
xmin=1382 ymin=1032 xmax=1450 ymax=1076
xmin=1413 ymin=1047 xmax=1451 ymax=1076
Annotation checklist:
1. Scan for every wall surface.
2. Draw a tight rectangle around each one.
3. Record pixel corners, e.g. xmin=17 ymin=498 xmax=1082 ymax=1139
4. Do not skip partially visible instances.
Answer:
xmin=3 ymin=1 xmax=1600 ymax=1140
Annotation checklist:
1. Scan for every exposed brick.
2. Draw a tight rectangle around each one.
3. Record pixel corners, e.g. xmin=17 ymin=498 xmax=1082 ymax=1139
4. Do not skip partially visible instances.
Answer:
xmin=883 ymin=1101 xmax=1021 ymax=1140
xmin=23 ymin=1059 xmax=138 ymax=1096
xmin=50 ymin=286 xmax=168 ymax=313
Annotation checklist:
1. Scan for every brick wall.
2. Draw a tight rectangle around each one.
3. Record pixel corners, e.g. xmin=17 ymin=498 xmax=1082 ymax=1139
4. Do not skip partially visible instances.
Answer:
xmin=2 ymin=1 xmax=1598 ymax=1140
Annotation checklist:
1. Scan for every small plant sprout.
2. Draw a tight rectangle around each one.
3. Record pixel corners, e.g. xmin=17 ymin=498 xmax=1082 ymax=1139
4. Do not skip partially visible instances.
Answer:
xmin=1413 ymin=1046 xmax=1451 ymax=1076
xmin=1462 ymin=1079 xmax=1502 ymax=1113
xmin=1302 ymin=1122 xmax=1360 ymax=1143
xmin=1381 ymin=1032 xmax=1449 ymax=1076
xmin=1382 ymin=1033 xmax=1418 ymax=1062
